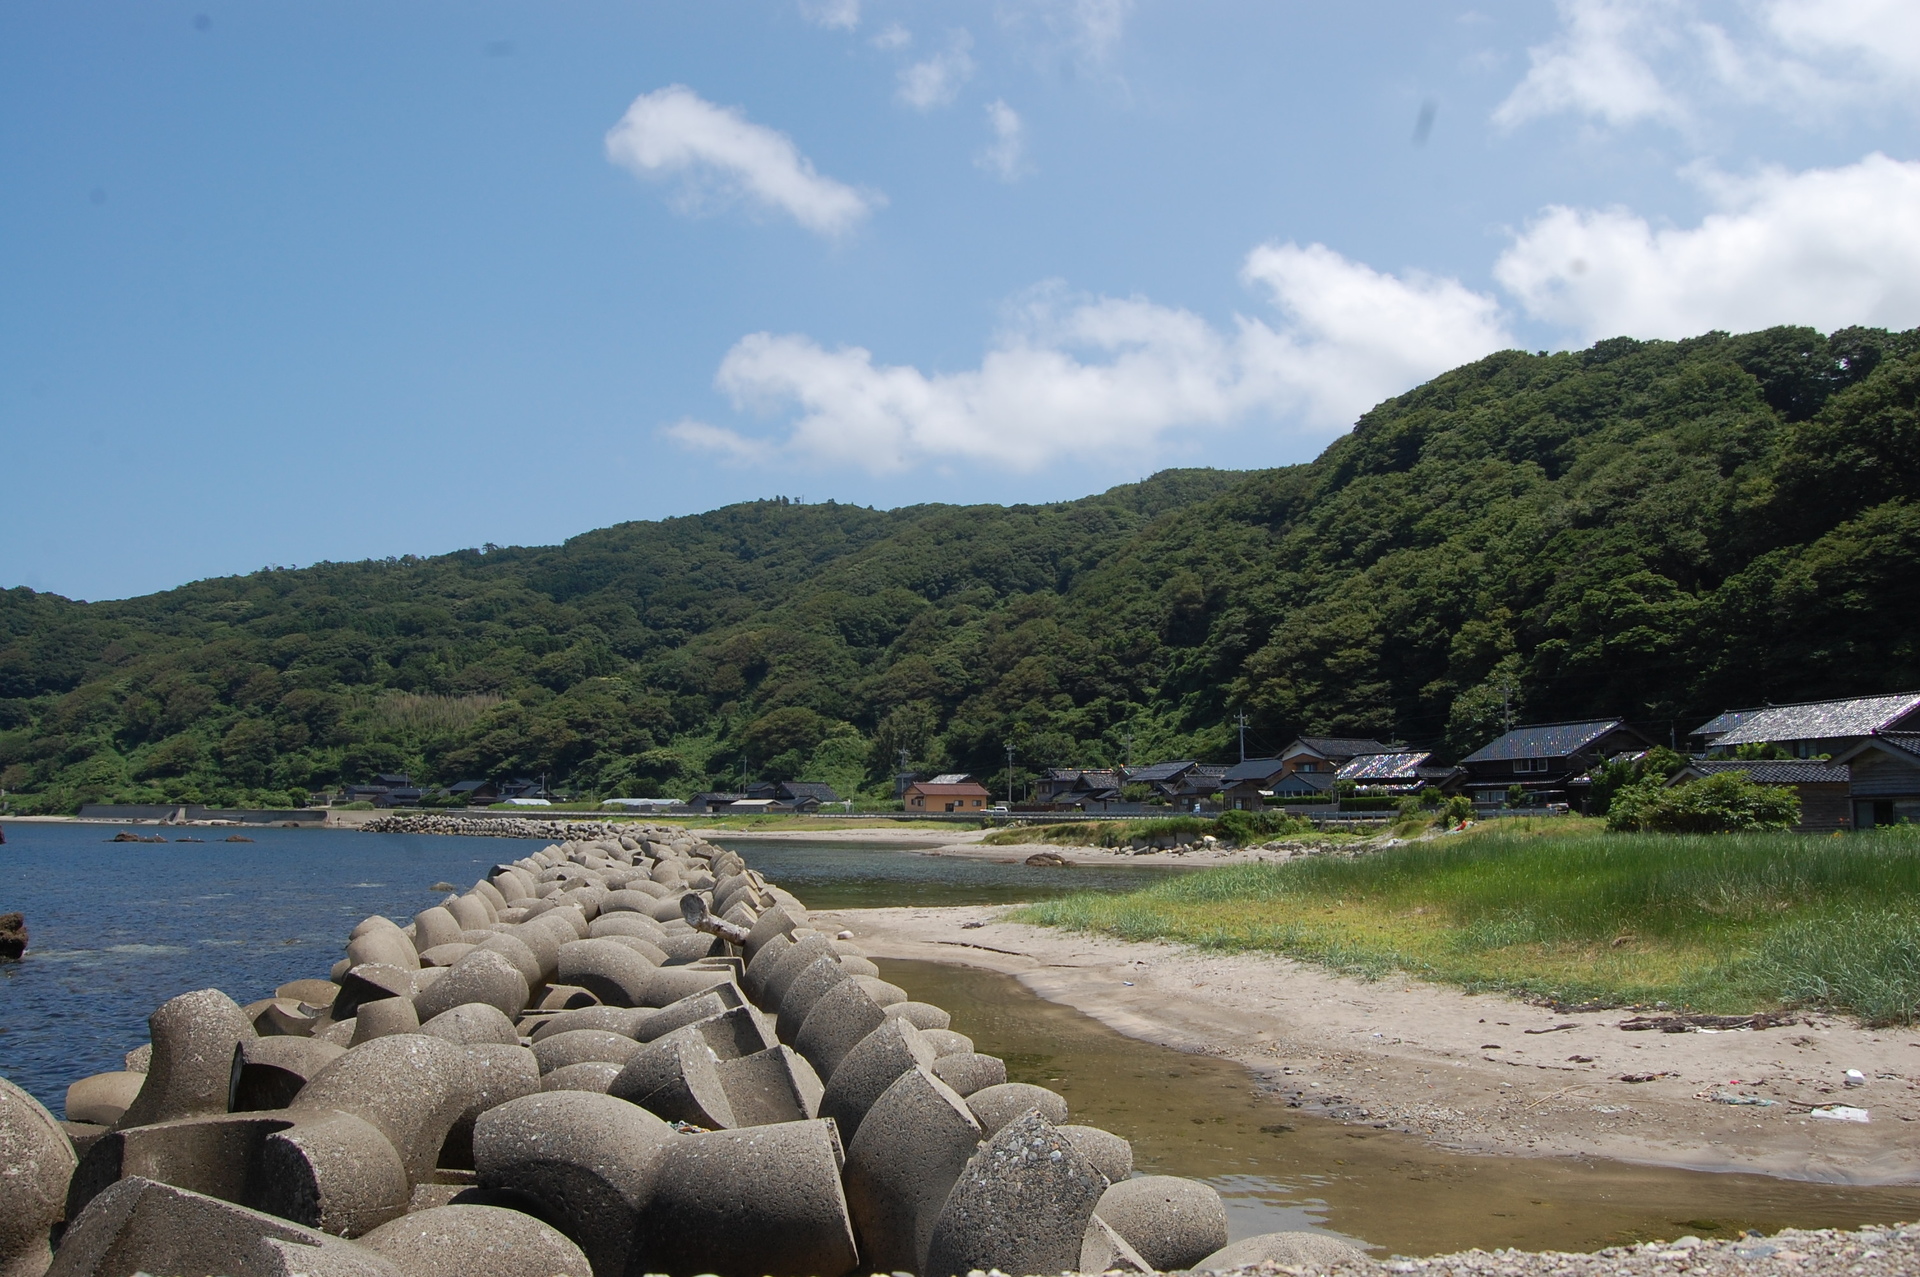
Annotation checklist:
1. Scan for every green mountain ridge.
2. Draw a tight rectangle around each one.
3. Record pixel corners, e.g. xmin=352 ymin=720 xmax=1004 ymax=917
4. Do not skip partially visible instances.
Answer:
xmin=4 ymin=324 xmax=1918 ymax=813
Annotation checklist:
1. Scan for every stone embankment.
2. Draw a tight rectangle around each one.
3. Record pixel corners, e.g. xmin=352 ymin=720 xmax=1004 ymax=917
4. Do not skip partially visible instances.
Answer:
xmin=362 ymin=813 xmax=636 ymax=840
xmin=0 ymin=824 xmax=1907 ymax=1277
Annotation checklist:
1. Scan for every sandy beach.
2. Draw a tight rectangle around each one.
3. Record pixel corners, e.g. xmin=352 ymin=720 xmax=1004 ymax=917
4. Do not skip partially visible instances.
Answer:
xmin=817 ymin=901 xmax=1920 ymax=1187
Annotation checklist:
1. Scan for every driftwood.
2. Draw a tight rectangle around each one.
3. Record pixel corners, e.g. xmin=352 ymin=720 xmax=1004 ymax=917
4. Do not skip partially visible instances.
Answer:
xmin=1617 ymin=1012 xmax=1791 ymax=1033
xmin=680 ymin=892 xmax=751 ymax=944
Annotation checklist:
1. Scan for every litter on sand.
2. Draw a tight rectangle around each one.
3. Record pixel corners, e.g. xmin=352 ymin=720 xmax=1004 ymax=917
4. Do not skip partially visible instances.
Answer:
xmin=1809 ymin=1105 xmax=1871 ymax=1123
xmin=1698 ymin=1090 xmax=1779 ymax=1106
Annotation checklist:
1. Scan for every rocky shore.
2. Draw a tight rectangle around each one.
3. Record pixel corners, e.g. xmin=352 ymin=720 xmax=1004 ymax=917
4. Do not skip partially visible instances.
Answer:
xmin=361 ymin=813 xmax=638 ymax=840
xmin=1 ymin=824 xmax=1910 ymax=1277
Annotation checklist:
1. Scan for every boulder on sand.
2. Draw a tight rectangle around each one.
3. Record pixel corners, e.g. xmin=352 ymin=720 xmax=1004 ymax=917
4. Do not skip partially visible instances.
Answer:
xmin=1 ymin=1075 xmax=78 ymax=1277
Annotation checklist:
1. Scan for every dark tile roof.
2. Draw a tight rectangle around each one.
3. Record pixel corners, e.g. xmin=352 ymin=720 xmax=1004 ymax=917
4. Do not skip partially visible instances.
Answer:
xmin=781 ymin=781 xmax=840 ymax=802
xmin=1125 ymin=761 xmax=1198 ymax=783
xmin=1460 ymin=721 xmax=1629 ymax=764
xmin=1837 ymin=732 xmax=1920 ymax=766
xmin=1708 ymin=692 xmax=1920 ymax=747
xmin=1222 ymin=758 xmax=1288 ymax=782
xmin=1292 ymin=737 xmax=1397 ymax=758
xmin=1678 ymin=760 xmax=1851 ymax=784
xmin=1336 ymin=751 xmax=1432 ymax=782
xmin=1273 ymin=771 xmax=1335 ymax=792
xmin=1691 ymin=710 xmax=1759 ymax=740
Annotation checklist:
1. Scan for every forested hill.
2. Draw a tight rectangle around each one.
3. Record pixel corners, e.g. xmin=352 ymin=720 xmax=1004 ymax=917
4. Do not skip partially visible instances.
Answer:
xmin=4 ymin=324 xmax=1918 ymax=813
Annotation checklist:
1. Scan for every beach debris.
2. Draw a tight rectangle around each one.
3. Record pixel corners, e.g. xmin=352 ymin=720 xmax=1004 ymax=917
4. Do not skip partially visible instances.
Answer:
xmin=1809 ymin=1104 xmax=1871 ymax=1122
xmin=1696 ymin=1089 xmax=1778 ymax=1106
xmin=1024 ymin=851 xmax=1069 ymax=867
xmin=1618 ymin=1012 xmax=1787 ymax=1032
xmin=1619 ymin=1071 xmax=1677 ymax=1083
xmin=1845 ymin=1068 xmax=1867 ymax=1087
xmin=1525 ymin=1023 xmax=1578 ymax=1035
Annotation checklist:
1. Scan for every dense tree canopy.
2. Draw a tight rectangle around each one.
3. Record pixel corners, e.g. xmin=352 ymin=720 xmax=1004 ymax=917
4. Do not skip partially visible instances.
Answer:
xmin=4 ymin=325 xmax=1918 ymax=813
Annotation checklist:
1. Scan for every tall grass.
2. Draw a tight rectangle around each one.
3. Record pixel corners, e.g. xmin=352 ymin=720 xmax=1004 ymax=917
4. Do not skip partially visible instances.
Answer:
xmin=1017 ymin=826 xmax=1920 ymax=1022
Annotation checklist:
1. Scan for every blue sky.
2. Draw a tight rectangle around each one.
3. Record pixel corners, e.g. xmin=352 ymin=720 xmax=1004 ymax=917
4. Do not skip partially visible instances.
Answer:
xmin=3 ymin=1 xmax=1916 ymax=600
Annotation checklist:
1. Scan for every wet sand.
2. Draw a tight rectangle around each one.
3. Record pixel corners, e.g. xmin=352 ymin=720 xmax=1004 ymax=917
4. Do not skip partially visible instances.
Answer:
xmin=817 ymin=903 xmax=1920 ymax=1187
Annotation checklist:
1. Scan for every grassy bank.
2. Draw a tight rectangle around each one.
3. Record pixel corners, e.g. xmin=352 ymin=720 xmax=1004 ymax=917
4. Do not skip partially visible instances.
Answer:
xmin=1016 ymin=824 xmax=1920 ymax=1022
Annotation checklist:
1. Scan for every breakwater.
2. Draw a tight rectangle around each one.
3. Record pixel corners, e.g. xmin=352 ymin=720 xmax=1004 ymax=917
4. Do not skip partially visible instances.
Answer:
xmin=363 ymin=813 xmax=637 ymax=840
xmin=0 ymin=825 xmax=1303 ymax=1277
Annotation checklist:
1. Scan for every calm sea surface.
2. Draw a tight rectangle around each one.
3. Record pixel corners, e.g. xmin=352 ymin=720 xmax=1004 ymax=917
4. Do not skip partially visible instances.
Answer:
xmin=0 ymin=821 xmax=1167 ymax=1109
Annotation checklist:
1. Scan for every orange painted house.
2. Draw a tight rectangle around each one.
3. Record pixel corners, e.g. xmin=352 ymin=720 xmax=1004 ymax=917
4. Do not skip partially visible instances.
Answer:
xmin=903 ymin=774 xmax=993 ymax=812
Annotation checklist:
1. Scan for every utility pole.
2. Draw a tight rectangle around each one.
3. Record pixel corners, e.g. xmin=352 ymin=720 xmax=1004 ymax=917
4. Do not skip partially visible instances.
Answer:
xmin=1124 ymin=730 xmax=1135 ymax=771
xmin=1237 ymin=709 xmax=1248 ymax=762
xmin=1005 ymin=742 xmax=1016 ymax=807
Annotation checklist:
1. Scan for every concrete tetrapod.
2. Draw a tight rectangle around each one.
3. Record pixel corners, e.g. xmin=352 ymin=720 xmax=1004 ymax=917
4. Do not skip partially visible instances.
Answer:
xmin=116 ymin=989 xmax=256 ymax=1130
xmin=632 ymin=990 xmax=741 ymax=1043
xmin=1058 ymin=1125 xmax=1134 ymax=1184
xmin=290 ymin=1034 xmax=484 ymax=1185
xmin=634 ymin=1119 xmax=856 ymax=1277
xmin=412 ymin=907 xmax=465 ymax=953
xmin=67 ymin=1113 xmax=296 ymax=1223
xmin=538 ymin=1062 xmax=622 ymax=1094
xmin=351 ymin=998 xmax=421 ymax=1045
xmin=526 ymin=1007 xmax=651 ymax=1043
xmin=1095 ymin=1174 xmax=1230 ymax=1271
xmin=928 ymin=1052 xmax=1005 ymax=1097
xmin=413 ymin=951 xmax=529 ymax=1023
xmin=1194 ymin=1230 xmax=1370 ymax=1271
xmin=230 ymin=1038 xmax=347 ymax=1112
xmin=347 ymin=927 xmax=420 ymax=973
xmin=917 ymin=1029 xmax=973 ymax=1059
xmin=418 ymin=1003 xmax=521 ymax=1047
xmin=472 ymin=1091 xmax=675 ymax=1277
xmin=750 ymin=934 xmax=836 ymax=1011
xmin=842 ymin=1066 xmax=984 ymax=1275
xmin=63 ymin=1074 xmax=145 ymax=1128
xmin=1 ymin=1076 xmax=79 ymax=1277
xmin=47 ymin=1178 xmax=400 ymax=1277
xmin=712 ymin=1047 xmax=823 ymax=1126
xmin=606 ymin=1026 xmax=733 ymax=1129
xmin=792 ymin=978 xmax=889 ymax=1082
xmin=772 ymin=956 xmax=852 ymax=1046
xmin=1079 ymin=1214 xmax=1154 ymax=1275
xmin=965 ymin=1081 xmax=1069 ymax=1133
xmin=253 ymin=1110 xmax=411 ymax=1237
xmin=531 ymin=1031 xmax=642 ymax=1075
xmin=922 ymin=1109 xmax=1109 ymax=1277
xmin=438 ymin=1044 xmax=541 ymax=1172
xmin=817 ymin=1016 xmax=936 ymax=1145
xmin=357 ymin=1204 xmax=588 ymax=1277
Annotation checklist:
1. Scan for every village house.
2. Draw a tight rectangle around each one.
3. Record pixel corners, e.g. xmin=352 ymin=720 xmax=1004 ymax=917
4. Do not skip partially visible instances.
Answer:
xmin=904 ymin=774 xmax=993 ymax=813
xmin=1334 ymin=750 xmax=1464 ymax=795
xmin=1459 ymin=720 xmax=1657 ymax=808
xmin=1218 ymin=758 xmax=1288 ymax=810
xmin=1667 ymin=758 xmax=1854 ymax=832
xmin=1031 ymin=768 xmax=1124 ymax=808
xmin=1121 ymin=760 xmax=1229 ymax=810
xmin=1692 ymin=691 xmax=1920 ymax=757
xmin=1832 ymin=733 xmax=1920 ymax=829
xmin=1277 ymin=736 xmax=1399 ymax=777
xmin=745 ymin=780 xmax=840 ymax=812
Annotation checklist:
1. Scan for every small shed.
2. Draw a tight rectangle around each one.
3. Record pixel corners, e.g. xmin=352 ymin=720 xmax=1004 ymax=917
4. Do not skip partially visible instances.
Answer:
xmin=1667 ymin=759 xmax=1853 ymax=833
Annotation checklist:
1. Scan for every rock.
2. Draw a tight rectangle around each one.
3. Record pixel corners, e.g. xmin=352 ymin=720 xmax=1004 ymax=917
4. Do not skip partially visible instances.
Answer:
xmin=1025 ymin=851 xmax=1069 ymax=867
xmin=530 ymin=1032 xmax=642 ymax=1075
xmin=63 ymin=1073 xmax=145 ymax=1128
xmin=885 ymin=1001 xmax=952 ymax=1031
xmin=117 ymin=989 xmax=255 ymax=1130
xmin=922 ymin=1110 xmax=1108 ymax=1277
xmin=0 ymin=913 xmax=28 ymax=962
xmin=929 ymin=1052 xmax=1006 ymax=1098
xmin=713 ymin=1047 xmax=823 ymax=1126
xmin=1 ymin=1075 xmax=78 ymax=1277
xmin=792 ymin=979 xmax=888 ymax=1082
xmin=606 ymin=1026 xmax=733 ymax=1129
xmin=356 ymin=1204 xmax=588 ymax=1277
xmin=47 ymin=1176 xmax=400 ymax=1277
xmin=538 ymin=1062 xmax=621 ymax=1094
xmin=290 ymin=1034 xmax=483 ymax=1185
xmin=1058 ymin=1125 xmax=1133 ymax=1184
xmin=66 ymin=1113 xmax=295 ymax=1223
xmin=253 ymin=1110 xmax=412 ymax=1236
xmin=351 ymin=997 xmax=421 ymax=1044
xmin=818 ymin=1017 xmax=934 ymax=1144
xmin=965 ymin=1081 xmax=1068 ymax=1133
xmin=1096 ymin=1175 xmax=1229 ymax=1271
xmin=634 ymin=1119 xmax=856 ymax=1277
xmin=413 ymin=951 xmax=530 ymax=1024
xmin=472 ymin=1092 xmax=674 ymax=1277
xmin=230 ymin=1038 xmax=346 ymax=1112
xmin=918 ymin=1029 xmax=973 ymax=1058
xmin=1194 ymin=1230 xmax=1369 ymax=1271
xmin=843 ymin=1067 xmax=983 ymax=1275
xmin=418 ymin=1004 xmax=521 ymax=1048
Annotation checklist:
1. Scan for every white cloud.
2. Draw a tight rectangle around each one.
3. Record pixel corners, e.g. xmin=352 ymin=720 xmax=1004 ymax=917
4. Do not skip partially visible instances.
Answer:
xmin=976 ymin=100 xmax=1031 ymax=181
xmin=669 ymin=245 xmax=1513 ymax=474
xmin=999 ymin=0 xmax=1133 ymax=68
xmin=662 ymin=419 xmax=760 ymax=460
xmin=604 ymin=85 xmax=882 ymax=236
xmin=870 ymin=23 xmax=911 ymax=51
xmin=1493 ymin=0 xmax=1688 ymax=129
xmin=897 ymin=30 xmax=975 ymax=110
xmin=1496 ymin=0 xmax=1920 ymax=130
xmin=798 ymin=0 xmax=859 ymax=30
xmin=1495 ymin=153 xmax=1920 ymax=340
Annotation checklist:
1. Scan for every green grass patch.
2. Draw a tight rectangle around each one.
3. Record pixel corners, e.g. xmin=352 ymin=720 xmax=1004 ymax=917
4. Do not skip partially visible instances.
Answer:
xmin=1015 ymin=824 xmax=1920 ymax=1022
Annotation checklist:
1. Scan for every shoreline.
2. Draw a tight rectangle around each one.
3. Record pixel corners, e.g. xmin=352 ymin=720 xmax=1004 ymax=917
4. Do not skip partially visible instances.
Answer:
xmin=817 ymin=902 xmax=1920 ymax=1187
